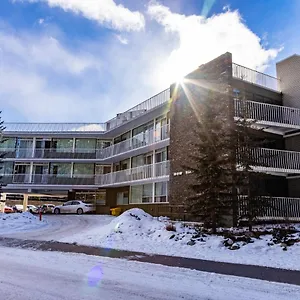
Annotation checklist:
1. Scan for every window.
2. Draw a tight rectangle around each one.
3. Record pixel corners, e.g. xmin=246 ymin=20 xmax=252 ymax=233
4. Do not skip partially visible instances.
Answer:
xmin=52 ymin=139 xmax=73 ymax=152
xmin=155 ymin=182 xmax=168 ymax=203
xmin=50 ymin=163 xmax=71 ymax=177
xmin=155 ymin=148 xmax=167 ymax=163
xmin=130 ymin=184 xmax=153 ymax=204
xmin=75 ymin=139 xmax=96 ymax=152
xmin=0 ymin=138 xmax=16 ymax=150
xmin=131 ymin=155 xmax=144 ymax=168
xmin=142 ymin=184 xmax=153 ymax=203
xmin=73 ymin=164 xmax=94 ymax=177
xmin=117 ymin=191 xmax=129 ymax=205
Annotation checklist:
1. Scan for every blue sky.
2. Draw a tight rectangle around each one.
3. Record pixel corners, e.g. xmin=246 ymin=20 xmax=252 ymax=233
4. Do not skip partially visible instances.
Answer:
xmin=0 ymin=0 xmax=299 ymax=122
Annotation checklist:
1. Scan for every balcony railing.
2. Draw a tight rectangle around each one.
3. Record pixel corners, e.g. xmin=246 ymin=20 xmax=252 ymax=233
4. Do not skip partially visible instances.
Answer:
xmin=2 ymin=161 xmax=170 ymax=186
xmin=100 ymin=124 xmax=169 ymax=159
xmin=239 ymin=196 xmax=300 ymax=222
xmin=234 ymin=99 xmax=300 ymax=130
xmin=232 ymin=63 xmax=280 ymax=92
xmin=106 ymin=89 xmax=170 ymax=130
xmin=250 ymin=148 xmax=300 ymax=174
xmin=96 ymin=161 xmax=169 ymax=186
xmin=0 ymin=125 xmax=170 ymax=160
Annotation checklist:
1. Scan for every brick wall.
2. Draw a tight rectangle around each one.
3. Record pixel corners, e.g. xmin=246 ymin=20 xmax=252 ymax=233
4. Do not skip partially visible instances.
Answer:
xmin=168 ymin=52 xmax=233 ymax=206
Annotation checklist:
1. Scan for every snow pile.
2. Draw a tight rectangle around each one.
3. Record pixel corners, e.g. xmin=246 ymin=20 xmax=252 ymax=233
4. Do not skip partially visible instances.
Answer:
xmin=0 ymin=212 xmax=48 ymax=234
xmin=60 ymin=208 xmax=300 ymax=270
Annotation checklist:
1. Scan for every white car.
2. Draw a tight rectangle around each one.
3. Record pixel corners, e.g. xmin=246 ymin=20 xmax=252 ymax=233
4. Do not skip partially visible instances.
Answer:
xmin=53 ymin=201 xmax=95 ymax=215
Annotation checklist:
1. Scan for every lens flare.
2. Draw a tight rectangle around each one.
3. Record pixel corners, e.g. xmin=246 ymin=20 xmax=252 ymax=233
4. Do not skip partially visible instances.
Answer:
xmin=87 ymin=264 xmax=103 ymax=287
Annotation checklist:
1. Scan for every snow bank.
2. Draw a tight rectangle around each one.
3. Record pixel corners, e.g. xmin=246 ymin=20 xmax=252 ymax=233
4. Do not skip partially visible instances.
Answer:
xmin=60 ymin=208 xmax=300 ymax=270
xmin=0 ymin=212 xmax=48 ymax=234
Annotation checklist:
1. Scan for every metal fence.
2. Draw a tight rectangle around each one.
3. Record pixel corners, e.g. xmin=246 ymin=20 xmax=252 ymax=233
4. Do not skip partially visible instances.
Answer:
xmin=238 ymin=196 xmax=300 ymax=222
xmin=234 ymin=99 xmax=300 ymax=129
xmin=106 ymin=89 xmax=170 ymax=130
xmin=232 ymin=63 xmax=280 ymax=92
xmin=2 ymin=161 xmax=170 ymax=186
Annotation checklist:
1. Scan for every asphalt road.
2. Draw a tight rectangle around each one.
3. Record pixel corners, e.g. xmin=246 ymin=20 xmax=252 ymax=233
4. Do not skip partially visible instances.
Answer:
xmin=0 ymin=246 xmax=299 ymax=300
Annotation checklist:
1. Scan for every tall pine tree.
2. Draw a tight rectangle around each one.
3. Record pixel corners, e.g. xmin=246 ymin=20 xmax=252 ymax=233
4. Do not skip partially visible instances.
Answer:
xmin=186 ymin=89 xmax=234 ymax=233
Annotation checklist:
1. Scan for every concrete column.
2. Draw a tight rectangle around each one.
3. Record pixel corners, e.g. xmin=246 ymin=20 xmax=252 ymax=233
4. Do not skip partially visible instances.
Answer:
xmin=152 ymin=149 xmax=156 ymax=203
xmin=23 ymin=194 xmax=28 ymax=212
xmin=72 ymin=138 xmax=76 ymax=153
xmin=32 ymin=137 xmax=36 ymax=158
xmin=29 ymin=162 xmax=34 ymax=183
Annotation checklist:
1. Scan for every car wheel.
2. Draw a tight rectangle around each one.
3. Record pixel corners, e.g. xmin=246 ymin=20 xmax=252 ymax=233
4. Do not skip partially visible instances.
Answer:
xmin=54 ymin=208 xmax=60 ymax=215
xmin=77 ymin=208 xmax=83 ymax=215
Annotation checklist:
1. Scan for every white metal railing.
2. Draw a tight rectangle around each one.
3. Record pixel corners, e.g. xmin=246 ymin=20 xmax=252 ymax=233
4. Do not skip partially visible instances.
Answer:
xmin=2 ymin=161 xmax=170 ymax=186
xmin=106 ymin=89 xmax=170 ymax=130
xmin=99 ymin=124 xmax=169 ymax=159
xmin=96 ymin=161 xmax=170 ymax=186
xmin=0 ymin=125 xmax=169 ymax=160
xmin=251 ymin=148 xmax=300 ymax=174
xmin=239 ymin=196 xmax=300 ymax=221
xmin=234 ymin=99 xmax=300 ymax=129
xmin=232 ymin=63 xmax=280 ymax=92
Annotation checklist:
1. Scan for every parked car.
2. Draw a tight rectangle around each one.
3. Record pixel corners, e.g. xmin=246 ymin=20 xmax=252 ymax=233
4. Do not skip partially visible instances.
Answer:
xmin=13 ymin=204 xmax=24 ymax=213
xmin=41 ymin=204 xmax=55 ymax=214
xmin=53 ymin=201 xmax=95 ymax=215
xmin=27 ymin=205 xmax=38 ymax=214
xmin=4 ymin=206 xmax=14 ymax=214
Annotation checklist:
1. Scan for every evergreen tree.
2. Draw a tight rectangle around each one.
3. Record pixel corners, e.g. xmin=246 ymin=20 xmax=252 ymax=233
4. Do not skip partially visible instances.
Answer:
xmin=186 ymin=89 xmax=234 ymax=233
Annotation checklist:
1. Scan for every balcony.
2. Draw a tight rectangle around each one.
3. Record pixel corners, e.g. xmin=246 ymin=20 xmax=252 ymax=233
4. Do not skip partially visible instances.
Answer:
xmin=106 ymin=89 xmax=170 ymax=130
xmin=2 ymin=161 xmax=170 ymax=187
xmin=1 ymin=125 xmax=170 ymax=161
xmin=232 ymin=63 xmax=280 ymax=92
xmin=249 ymin=148 xmax=300 ymax=174
xmin=97 ymin=161 xmax=169 ymax=186
xmin=234 ymin=99 xmax=300 ymax=132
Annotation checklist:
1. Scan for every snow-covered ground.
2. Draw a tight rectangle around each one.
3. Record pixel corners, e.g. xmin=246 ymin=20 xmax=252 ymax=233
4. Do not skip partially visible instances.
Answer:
xmin=0 ymin=212 xmax=48 ymax=234
xmin=0 ymin=246 xmax=299 ymax=300
xmin=58 ymin=209 xmax=300 ymax=271
xmin=2 ymin=209 xmax=300 ymax=271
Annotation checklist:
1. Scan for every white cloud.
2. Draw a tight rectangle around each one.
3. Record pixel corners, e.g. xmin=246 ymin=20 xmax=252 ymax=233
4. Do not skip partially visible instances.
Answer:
xmin=0 ymin=28 xmax=109 ymax=122
xmin=115 ymin=34 xmax=128 ymax=45
xmin=147 ymin=2 xmax=281 ymax=83
xmin=14 ymin=0 xmax=145 ymax=31
xmin=38 ymin=18 xmax=45 ymax=24
xmin=0 ymin=31 xmax=100 ymax=75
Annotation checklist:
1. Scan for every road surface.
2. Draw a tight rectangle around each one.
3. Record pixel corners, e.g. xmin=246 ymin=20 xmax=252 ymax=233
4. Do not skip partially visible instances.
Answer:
xmin=0 ymin=246 xmax=299 ymax=300
xmin=0 ymin=214 xmax=113 ymax=241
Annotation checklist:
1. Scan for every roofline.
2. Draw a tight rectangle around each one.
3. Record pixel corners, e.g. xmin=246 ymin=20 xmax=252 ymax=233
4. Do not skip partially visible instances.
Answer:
xmin=276 ymin=54 xmax=300 ymax=65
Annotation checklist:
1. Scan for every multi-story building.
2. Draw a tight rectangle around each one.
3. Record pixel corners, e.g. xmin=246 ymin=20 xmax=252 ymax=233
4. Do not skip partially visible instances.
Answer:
xmin=2 ymin=52 xmax=300 ymax=221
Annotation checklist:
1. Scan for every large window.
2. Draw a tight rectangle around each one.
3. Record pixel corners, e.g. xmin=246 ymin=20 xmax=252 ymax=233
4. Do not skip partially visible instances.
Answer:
xmin=75 ymin=139 xmax=96 ymax=152
xmin=155 ymin=116 xmax=168 ymax=141
xmin=0 ymin=162 xmax=14 ymax=175
xmin=73 ymin=164 xmax=94 ymax=177
xmin=117 ymin=191 xmax=129 ymax=205
xmin=155 ymin=148 xmax=167 ymax=163
xmin=0 ymin=138 xmax=16 ymax=150
xmin=155 ymin=182 xmax=168 ymax=203
xmin=130 ymin=184 xmax=153 ymax=204
xmin=52 ymin=139 xmax=73 ymax=152
xmin=50 ymin=163 xmax=71 ymax=177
